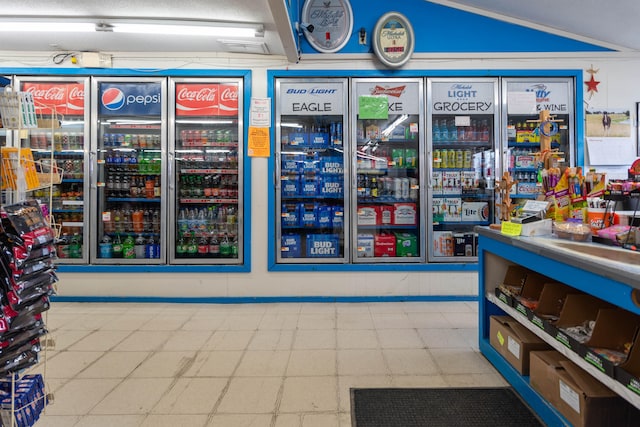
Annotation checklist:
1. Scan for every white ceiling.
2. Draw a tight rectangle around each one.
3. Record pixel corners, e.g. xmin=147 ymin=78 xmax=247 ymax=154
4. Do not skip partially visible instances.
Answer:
xmin=0 ymin=0 xmax=638 ymax=61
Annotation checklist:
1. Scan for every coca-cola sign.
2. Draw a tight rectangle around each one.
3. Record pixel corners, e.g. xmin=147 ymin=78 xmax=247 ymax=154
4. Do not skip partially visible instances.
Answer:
xmin=218 ymin=84 xmax=239 ymax=116
xmin=176 ymin=84 xmax=219 ymax=116
xmin=22 ymin=82 xmax=85 ymax=116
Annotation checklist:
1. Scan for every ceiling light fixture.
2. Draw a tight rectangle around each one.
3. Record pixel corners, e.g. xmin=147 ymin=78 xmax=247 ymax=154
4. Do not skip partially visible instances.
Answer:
xmin=0 ymin=18 xmax=264 ymax=38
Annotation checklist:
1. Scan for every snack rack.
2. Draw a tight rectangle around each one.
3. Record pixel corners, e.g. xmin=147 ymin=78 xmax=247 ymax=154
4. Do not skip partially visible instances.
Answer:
xmin=0 ymin=90 xmax=57 ymax=426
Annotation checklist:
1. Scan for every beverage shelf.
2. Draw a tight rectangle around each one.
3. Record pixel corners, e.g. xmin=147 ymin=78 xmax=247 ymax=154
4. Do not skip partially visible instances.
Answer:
xmin=180 ymin=168 xmax=238 ymax=175
xmin=107 ymin=197 xmax=162 ymax=203
xmin=179 ymin=198 xmax=238 ymax=204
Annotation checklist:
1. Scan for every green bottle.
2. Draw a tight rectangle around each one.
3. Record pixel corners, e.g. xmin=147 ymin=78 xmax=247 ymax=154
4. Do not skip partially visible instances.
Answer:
xmin=112 ymin=233 xmax=123 ymax=258
xmin=123 ymin=235 xmax=136 ymax=259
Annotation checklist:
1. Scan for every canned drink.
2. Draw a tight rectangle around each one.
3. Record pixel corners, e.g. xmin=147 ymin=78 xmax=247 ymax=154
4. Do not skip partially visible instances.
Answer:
xmin=401 ymin=178 xmax=410 ymax=199
xmin=456 ymin=149 xmax=463 ymax=169
xmin=116 ymin=134 xmax=125 ymax=147
xmin=409 ymin=178 xmax=418 ymax=200
xmin=463 ymin=150 xmax=472 ymax=169
xmin=440 ymin=149 xmax=447 ymax=168
xmin=447 ymin=149 xmax=456 ymax=169
xmin=433 ymin=149 xmax=440 ymax=169
xmin=394 ymin=178 xmax=403 ymax=200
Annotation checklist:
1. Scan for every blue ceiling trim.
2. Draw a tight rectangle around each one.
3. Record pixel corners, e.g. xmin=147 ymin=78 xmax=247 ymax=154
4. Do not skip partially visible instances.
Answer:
xmin=297 ymin=0 xmax=612 ymax=55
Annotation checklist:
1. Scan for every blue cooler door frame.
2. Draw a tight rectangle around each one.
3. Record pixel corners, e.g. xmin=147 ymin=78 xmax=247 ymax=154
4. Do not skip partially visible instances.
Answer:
xmin=275 ymin=78 xmax=350 ymax=264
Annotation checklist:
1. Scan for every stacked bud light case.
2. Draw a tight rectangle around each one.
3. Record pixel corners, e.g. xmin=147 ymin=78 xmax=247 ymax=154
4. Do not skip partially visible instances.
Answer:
xmin=427 ymin=78 xmax=499 ymax=262
xmin=275 ymin=79 xmax=349 ymax=263
xmin=352 ymin=78 xmax=426 ymax=263
xmin=168 ymin=78 xmax=244 ymax=264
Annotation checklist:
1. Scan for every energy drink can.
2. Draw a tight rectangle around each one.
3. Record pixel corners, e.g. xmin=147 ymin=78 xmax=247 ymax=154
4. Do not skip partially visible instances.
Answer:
xmin=456 ymin=149 xmax=463 ymax=169
xmin=433 ymin=149 xmax=440 ymax=169
xmin=447 ymin=149 xmax=456 ymax=170
xmin=463 ymin=150 xmax=472 ymax=169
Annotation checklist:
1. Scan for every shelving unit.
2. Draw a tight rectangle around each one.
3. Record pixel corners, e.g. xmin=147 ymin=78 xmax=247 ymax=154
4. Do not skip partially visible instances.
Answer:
xmin=477 ymin=228 xmax=640 ymax=426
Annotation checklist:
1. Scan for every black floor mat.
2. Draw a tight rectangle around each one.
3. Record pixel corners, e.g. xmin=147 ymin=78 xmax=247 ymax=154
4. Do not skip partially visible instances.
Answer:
xmin=351 ymin=387 xmax=545 ymax=427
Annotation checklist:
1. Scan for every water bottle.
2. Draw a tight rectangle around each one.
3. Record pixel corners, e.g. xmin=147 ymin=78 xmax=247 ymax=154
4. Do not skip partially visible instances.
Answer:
xmin=99 ymin=235 xmax=113 ymax=258
xmin=135 ymin=234 xmax=146 ymax=258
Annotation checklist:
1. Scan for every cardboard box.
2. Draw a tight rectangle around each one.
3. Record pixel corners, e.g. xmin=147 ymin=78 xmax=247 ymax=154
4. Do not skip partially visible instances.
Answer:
xmin=490 ymin=315 xmax=550 ymax=375
xmin=583 ymin=308 xmax=640 ymax=378
xmin=432 ymin=231 xmax=454 ymax=257
xmin=306 ymin=234 xmax=340 ymax=258
xmin=281 ymin=234 xmax=301 ymax=258
xmin=432 ymin=171 xmax=443 ymax=195
xmin=374 ymin=233 xmax=396 ymax=257
xmin=357 ymin=234 xmax=374 ymax=258
xmin=495 ymin=265 xmax=547 ymax=308
xmin=554 ymin=294 xmax=614 ymax=354
xmin=395 ymin=232 xmax=417 ymax=257
xmin=432 ymin=198 xmax=445 ymax=223
xmin=530 ymin=350 xmax=637 ymax=427
xmin=378 ymin=205 xmax=393 ymax=225
xmin=616 ymin=334 xmax=640 ymax=398
xmin=442 ymin=197 xmax=461 ymax=222
xmin=392 ymin=203 xmax=417 ymax=225
xmin=505 ymin=267 xmax=549 ymax=319
xmin=530 ymin=282 xmax=580 ymax=334
xmin=442 ymin=171 xmax=461 ymax=194
xmin=461 ymin=201 xmax=489 ymax=222
xmin=357 ymin=206 xmax=378 ymax=225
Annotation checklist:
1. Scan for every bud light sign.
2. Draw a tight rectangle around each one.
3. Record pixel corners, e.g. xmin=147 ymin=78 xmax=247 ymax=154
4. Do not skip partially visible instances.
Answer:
xmin=99 ymin=83 xmax=162 ymax=116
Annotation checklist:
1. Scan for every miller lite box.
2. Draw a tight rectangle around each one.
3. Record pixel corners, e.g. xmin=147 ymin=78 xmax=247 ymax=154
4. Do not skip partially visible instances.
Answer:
xmin=395 ymin=232 xmax=418 ymax=257
xmin=374 ymin=233 xmax=396 ymax=257
xmin=454 ymin=233 xmax=475 ymax=257
xmin=461 ymin=202 xmax=489 ymax=222
xmin=358 ymin=206 xmax=378 ymax=225
xmin=306 ymin=234 xmax=340 ymax=258
xmin=300 ymin=203 xmax=319 ymax=227
xmin=357 ymin=234 xmax=374 ymax=258
xmin=442 ymin=198 xmax=461 ymax=222
xmin=282 ymin=176 xmax=300 ymax=197
xmin=392 ymin=203 xmax=417 ymax=225
xmin=281 ymin=234 xmax=301 ymax=258
xmin=281 ymin=203 xmax=300 ymax=228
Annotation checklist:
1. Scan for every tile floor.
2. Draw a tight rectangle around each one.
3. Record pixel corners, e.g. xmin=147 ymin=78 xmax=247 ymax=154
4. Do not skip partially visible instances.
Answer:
xmin=28 ymin=300 xmax=506 ymax=427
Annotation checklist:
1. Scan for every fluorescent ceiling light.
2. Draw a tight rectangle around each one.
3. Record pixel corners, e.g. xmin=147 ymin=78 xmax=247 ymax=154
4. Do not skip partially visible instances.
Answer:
xmin=110 ymin=23 xmax=260 ymax=38
xmin=0 ymin=18 xmax=263 ymax=38
xmin=0 ymin=22 xmax=95 ymax=32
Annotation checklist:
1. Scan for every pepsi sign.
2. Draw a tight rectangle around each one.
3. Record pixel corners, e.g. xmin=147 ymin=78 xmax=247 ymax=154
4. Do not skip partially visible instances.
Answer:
xmin=99 ymin=83 xmax=162 ymax=116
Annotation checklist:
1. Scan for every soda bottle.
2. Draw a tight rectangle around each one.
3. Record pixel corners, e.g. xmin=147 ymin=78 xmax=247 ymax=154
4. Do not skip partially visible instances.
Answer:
xmin=69 ymin=233 xmax=81 ymax=258
xmin=220 ymin=233 xmax=231 ymax=257
xmin=208 ymin=231 xmax=220 ymax=257
xmin=113 ymin=209 xmax=123 ymax=233
xmin=187 ymin=234 xmax=198 ymax=256
xmin=132 ymin=210 xmax=144 ymax=233
xmin=198 ymin=235 xmax=209 ymax=257
xmin=176 ymin=234 xmax=186 ymax=257
xmin=112 ymin=233 xmax=123 ymax=258
xmin=230 ymin=235 xmax=238 ymax=258
xmin=104 ymin=210 xmax=114 ymax=233
xmin=135 ymin=234 xmax=146 ymax=258
xmin=432 ymin=119 xmax=440 ymax=142
xmin=123 ymin=235 xmax=135 ymax=259
xmin=99 ymin=235 xmax=113 ymax=258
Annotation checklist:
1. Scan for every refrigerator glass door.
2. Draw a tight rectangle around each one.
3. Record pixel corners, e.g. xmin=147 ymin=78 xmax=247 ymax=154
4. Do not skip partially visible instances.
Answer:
xmin=275 ymin=78 xmax=349 ymax=263
xmin=169 ymin=79 xmax=243 ymax=264
xmin=427 ymin=78 xmax=499 ymax=262
xmin=502 ymin=78 xmax=575 ymax=205
xmin=17 ymin=77 xmax=91 ymax=264
xmin=91 ymin=78 xmax=167 ymax=264
xmin=352 ymin=78 xmax=425 ymax=263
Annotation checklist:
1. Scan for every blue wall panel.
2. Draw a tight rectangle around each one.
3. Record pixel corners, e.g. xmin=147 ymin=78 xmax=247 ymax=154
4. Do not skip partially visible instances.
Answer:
xmin=296 ymin=0 xmax=612 ymax=55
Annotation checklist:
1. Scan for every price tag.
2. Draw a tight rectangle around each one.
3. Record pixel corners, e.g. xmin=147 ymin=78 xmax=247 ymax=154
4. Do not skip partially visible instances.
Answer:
xmin=501 ymin=221 xmax=522 ymax=236
xmin=496 ymin=331 xmax=505 ymax=346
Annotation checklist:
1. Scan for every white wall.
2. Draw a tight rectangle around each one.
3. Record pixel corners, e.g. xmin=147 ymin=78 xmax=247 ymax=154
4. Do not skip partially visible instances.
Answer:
xmin=2 ymin=51 xmax=638 ymax=299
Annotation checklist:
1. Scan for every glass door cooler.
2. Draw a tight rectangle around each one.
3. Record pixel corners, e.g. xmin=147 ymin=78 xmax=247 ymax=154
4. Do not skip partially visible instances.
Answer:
xmin=351 ymin=78 xmax=426 ymax=263
xmin=168 ymin=78 xmax=244 ymax=264
xmin=16 ymin=77 xmax=91 ymax=264
xmin=502 ymin=78 xmax=575 ymax=204
xmin=91 ymin=78 xmax=167 ymax=264
xmin=427 ymin=78 xmax=499 ymax=262
xmin=275 ymin=78 xmax=349 ymax=263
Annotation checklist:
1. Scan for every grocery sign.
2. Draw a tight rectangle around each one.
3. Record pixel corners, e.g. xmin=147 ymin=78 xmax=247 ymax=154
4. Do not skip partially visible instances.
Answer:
xmin=99 ymin=83 xmax=162 ymax=116
xmin=21 ymin=82 xmax=85 ymax=116
xmin=176 ymin=83 xmax=238 ymax=117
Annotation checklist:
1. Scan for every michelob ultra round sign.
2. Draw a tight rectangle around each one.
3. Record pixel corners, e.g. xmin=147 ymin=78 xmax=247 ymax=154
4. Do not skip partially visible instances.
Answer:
xmin=373 ymin=12 xmax=415 ymax=68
